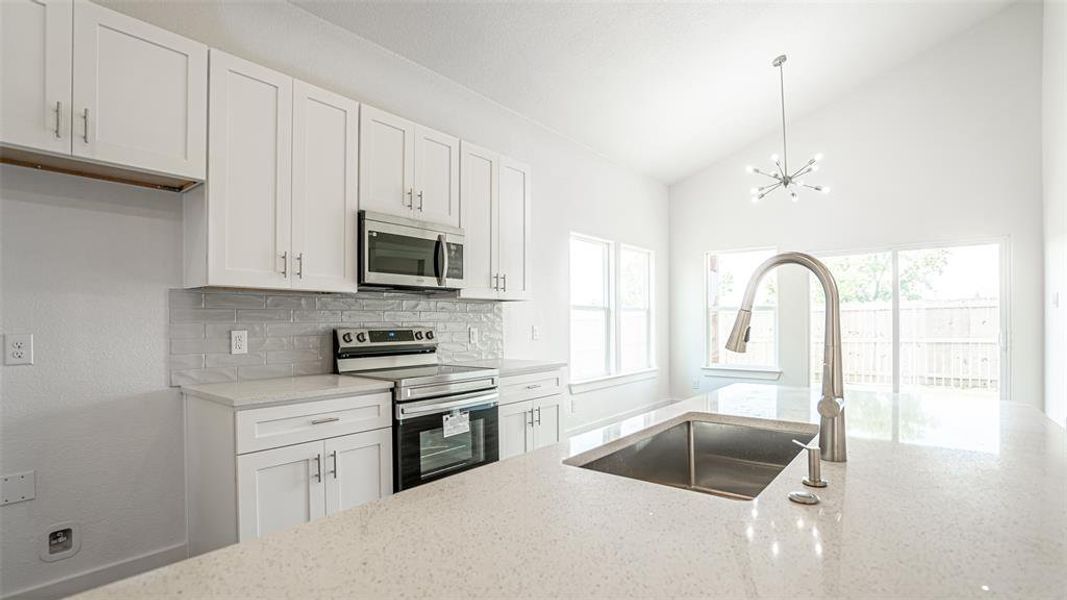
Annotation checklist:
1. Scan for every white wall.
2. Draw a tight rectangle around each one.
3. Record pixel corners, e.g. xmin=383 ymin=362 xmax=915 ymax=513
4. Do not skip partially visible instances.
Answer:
xmin=1044 ymin=0 xmax=1067 ymax=428
xmin=97 ymin=0 xmax=671 ymax=429
xmin=0 ymin=167 xmax=187 ymax=596
xmin=669 ymin=4 xmax=1045 ymax=407
xmin=1 ymin=1 xmax=669 ymax=595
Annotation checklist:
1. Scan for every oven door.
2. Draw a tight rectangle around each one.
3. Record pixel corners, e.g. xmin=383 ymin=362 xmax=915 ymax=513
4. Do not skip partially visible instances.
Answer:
xmin=394 ymin=391 xmax=498 ymax=491
xmin=361 ymin=211 xmax=464 ymax=289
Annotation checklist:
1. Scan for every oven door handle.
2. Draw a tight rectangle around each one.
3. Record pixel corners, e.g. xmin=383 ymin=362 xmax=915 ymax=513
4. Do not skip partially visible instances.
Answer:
xmin=397 ymin=391 xmax=498 ymax=420
xmin=435 ymin=233 xmax=448 ymax=287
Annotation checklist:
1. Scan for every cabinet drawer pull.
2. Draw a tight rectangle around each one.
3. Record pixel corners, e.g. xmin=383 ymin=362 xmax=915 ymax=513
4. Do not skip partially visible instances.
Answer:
xmin=296 ymin=253 xmax=304 ymax=279
xmin=313 ymin=453 xmax=322 ymax=482
xmin=502 ymin=273 xmax=508 ymax=292
xmin=329 ymin=450 xmax=338 ymax=479
xmin=54 ymin=101 xmax=62 ymax=139
xmin=527 ymin=409 xmax=534 ymax=427
xmin=281 ymin=251 xmax=289 ymax=277
xmin=404 ymin=188 xmax=413 ymax=208
xmin=81 ymin=108 xmax=89 ymax=143
xmin=310 ymin=416 xmax=340 ymax=425
xmin=536 ymin=407 xmax=542 ymax=425
xmin=417 ymin=190 xmax=424 ymax=211
xmin=525 ymin=384 xmax=542 ymax=390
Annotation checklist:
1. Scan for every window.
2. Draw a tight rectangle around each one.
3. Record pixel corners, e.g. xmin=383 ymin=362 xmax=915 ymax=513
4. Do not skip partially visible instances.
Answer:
xmin=810 ymin=243 xmax=1003 ymax=402
xmin=569 ymin=234 xmax=655 ymax=382
xmin=706 ymin=248 xmax=777 ymax=368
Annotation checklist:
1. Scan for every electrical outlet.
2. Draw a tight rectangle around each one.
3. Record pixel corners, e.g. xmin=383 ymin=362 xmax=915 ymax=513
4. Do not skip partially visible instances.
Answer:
xmin=531 ymin=325 xmax=540 ymax=341
xmin=5 ymin=334 xmax=34 ymax=365
xmin=468 ymin=327 xmax=479 ymax=345
xmin=40 ymin=522 xmax=80 ymax=562
xmin=230 ymin=330 xmax=248 ymax=355
xmin=1 ymin=470 xmax=36 ymax=505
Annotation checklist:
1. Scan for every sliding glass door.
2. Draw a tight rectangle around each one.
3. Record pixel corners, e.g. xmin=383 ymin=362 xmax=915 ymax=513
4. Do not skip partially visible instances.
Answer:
xmin=810 ymin=242 xmax=1004 ymax=401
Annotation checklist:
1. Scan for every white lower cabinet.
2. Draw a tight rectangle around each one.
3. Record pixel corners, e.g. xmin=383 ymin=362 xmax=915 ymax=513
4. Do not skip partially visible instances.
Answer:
xmin=186 ymin=392 xmax=393 ymax=555
xmin=496 ymin=369 xmax=565 ymax=460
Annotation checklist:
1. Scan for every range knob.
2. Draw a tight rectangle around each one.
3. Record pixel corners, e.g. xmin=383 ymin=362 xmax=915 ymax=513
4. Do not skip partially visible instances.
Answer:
xmin=342 ymin=332 xmax=353 ymax=344
xmin=414 ymin=331 xmax=424 ymax=340
xmin=355 ymin=332 xmax=367 ymax=343
xmin=425 ymin=331 xmax=435 ymax=341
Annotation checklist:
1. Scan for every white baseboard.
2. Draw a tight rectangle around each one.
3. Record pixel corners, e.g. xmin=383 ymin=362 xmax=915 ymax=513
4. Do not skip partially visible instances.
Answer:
xmin=565 ymin=397 xmax=677 ymax=437
xmin=4 ymin=542 xmax=188 ymax=600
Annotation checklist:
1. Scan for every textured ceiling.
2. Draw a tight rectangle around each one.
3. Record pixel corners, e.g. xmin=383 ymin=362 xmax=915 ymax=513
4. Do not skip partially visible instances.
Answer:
xmin=292 ymin=1 xmax=1014 ymax=183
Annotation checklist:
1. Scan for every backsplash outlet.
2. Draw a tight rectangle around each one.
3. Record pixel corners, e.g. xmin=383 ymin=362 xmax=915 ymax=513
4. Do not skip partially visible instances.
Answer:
xmin=168 ymin=289 xmax=503 ymax=387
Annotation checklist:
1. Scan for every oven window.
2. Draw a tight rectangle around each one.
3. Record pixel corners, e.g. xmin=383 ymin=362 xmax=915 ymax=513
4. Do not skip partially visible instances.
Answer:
xmin=419 ymin=419 xmax=484 ymax=480
xmin=367 ymin=231 xmax=437 ymax=277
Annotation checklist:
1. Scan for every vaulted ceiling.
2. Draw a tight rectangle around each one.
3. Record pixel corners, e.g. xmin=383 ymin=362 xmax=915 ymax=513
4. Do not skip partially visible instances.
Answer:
xmin=293 ymin=1 xmax=1014 ymax=183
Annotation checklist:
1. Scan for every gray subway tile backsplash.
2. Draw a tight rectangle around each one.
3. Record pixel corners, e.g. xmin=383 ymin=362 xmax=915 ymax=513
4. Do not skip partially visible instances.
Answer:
xmin=168 ymin=289 xmax=504 ymax=387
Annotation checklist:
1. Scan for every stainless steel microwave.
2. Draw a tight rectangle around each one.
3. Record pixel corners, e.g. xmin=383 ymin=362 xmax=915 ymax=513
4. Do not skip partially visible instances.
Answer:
xmin=359 ymin=211 xmax=465 ymax=290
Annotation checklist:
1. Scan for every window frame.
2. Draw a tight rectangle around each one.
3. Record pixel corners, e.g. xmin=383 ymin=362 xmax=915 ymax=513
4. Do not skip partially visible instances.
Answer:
xmin=703 ymin=246 xmax=780 ymax=372
xmin=568 ymin=233 xmax=656 ymax=387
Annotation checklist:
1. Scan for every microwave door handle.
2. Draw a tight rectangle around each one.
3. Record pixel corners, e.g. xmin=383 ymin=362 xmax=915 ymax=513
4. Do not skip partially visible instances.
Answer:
xmin=436 ymin=234 xmax=448 ymax=286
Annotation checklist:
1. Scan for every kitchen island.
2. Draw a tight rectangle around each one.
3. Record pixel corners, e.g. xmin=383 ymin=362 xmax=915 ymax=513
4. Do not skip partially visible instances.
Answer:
xmin=77 ymin=384 xmax=1066 ymax=598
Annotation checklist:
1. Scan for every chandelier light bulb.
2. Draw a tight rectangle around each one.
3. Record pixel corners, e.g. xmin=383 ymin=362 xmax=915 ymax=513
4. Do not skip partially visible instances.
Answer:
xmin=790 ymin=191 xmax=799 ymax=202
xmin=749 ymin=187 xmax=760 ymax=195
xmin=821 ymin=186 xmax=831 ymax=194
xmin=770 ymin=153 xmax=780 ymax=163
xmin=745 ymin=165 xmax=756 ymax=174
xmin=814 ymin=153 xmax=824 ymax=161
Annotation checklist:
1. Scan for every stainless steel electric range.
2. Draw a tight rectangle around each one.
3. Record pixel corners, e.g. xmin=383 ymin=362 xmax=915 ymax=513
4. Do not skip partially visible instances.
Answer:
xmin=334 ymin=327 xmax=499 ymax=492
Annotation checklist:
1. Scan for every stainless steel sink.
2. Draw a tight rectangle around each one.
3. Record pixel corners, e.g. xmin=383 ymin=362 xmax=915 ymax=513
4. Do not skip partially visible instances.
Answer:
xmin=565 ymin=413 xmax=818 ymax=500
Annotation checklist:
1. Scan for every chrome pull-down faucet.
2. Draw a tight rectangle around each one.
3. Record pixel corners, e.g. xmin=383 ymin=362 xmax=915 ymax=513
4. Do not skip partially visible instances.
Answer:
xmin=724 ymin=252 xmax=847 ymax=462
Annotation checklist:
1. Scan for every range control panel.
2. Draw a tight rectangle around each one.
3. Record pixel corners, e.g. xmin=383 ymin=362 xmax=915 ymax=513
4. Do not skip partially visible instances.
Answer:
xmin=335 ymin=327 xmax=435 ymax=348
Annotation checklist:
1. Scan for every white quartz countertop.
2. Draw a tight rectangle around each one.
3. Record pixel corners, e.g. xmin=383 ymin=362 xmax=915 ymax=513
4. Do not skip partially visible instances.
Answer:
xmin=181 ymin=374 xmax=394 ymax=408
xmin=79 ymin=384 xmax=1066 ymax=598
xmin=446 ymin=358 xmax=567 ymax=377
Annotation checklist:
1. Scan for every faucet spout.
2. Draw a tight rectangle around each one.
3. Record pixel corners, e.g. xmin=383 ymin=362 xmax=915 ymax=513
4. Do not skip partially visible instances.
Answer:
xmin=724 ymin=251 xmax=847 ymax=462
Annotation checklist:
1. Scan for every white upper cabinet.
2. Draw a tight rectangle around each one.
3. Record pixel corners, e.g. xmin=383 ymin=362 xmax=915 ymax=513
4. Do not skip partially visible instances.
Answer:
xmin=359 ymin=105 xmax=460 ymax=225
xmin=461 ymin=150 xmax=531 ymax=301
xmin=459 ymin=142 xmax=499 ymax=298
xmin=413 ymin=125 xmax=460 ymax=226
xmin=71 ymin=1 xmax=206 ymax=179
xmin=291 ymin=81 xmax=359 ymax=292
xmin=497 ymin=158 xmax=532 ymax=300
xmin=359 ymin=105 xmax=415 ymax=219
xmin=205 ymin=50 xmax=292 ymax=289
xmin=0 ymin=0 xmax=72 ymax=155
xmin=0 ymin=0 xmax=206 ymax=181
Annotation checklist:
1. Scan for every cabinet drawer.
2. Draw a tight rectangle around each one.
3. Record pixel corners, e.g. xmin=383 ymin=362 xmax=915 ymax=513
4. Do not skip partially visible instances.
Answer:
xmin=236 ymin=393 xmax=391 ymax=454
xmin=499 ymin=370 xmax=563 ymax=405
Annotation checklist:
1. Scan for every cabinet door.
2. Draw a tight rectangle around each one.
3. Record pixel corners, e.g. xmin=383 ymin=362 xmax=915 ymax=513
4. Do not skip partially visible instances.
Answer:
xmin=291 ymin=81 xmax=359 ymax=293
xmin=359 ymin=105 xmax=414 ymax=219
xmin=207 ymin=50 xmax=292 ymax=289
xmin=413 ymin=125 xmax=460 ymax=226
xmin=532 ymin=395 xmax=563 ymax=450
xmin=498 ymin=158 xmax=531 ymax=300
xmin=0 ymin=0 xmax=72 ymax=154
xmin=498 ymin=400 xmax=534 ymax=460
xmin=324 ymin=428 xmax=392 ymax=515
xmin=71 ymin=1 xmax=206 ymax=179
xmin=458 ymin=141 xmax=499 ymax=299
xmin=237 ymin=441 xmax=325 ymax=541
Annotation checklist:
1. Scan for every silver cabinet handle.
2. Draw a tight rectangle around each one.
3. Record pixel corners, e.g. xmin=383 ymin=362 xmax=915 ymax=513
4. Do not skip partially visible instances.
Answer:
xmin=81 ymin=108 xmax=89 ymax=143
xmin=404 ymin=188 xmax=413 ymax=208
xmin=296 ymin=253 xmax=304 ymax=279
xmin=526 ymin=384 xmax=542 ymax=390
xmin=491 ymin=273 xmax=499 ymax=290
xmin=310 ymin=416 xmax=339 ymax=425
xmin=502 ymin=273 xmax=508 ymax=292
xmin=281 ymin=251 xmax=288 ymax=277
xmin=54 ymin=101 xmax=62 ymax=138
xmin=527 ymin=409 xmax=534 ymax=427
xmin=329 ymin=450 xmax=338 ymax=479
xmin=417 ymin=190 xmax=424 ymax=211
xmin=536 ymin=407 xmax=542 ymax=425
xmin=313 ymin=454 xmax=322 ymax=482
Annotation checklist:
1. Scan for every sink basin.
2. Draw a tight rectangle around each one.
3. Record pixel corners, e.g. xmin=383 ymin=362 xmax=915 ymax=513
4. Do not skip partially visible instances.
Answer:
xmin=564 ymin=412 xmax=818 ymax=500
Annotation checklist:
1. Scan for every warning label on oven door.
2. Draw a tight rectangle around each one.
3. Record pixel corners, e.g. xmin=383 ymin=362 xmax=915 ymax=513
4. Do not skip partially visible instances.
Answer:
xmin=442 ymin=412 xmax=470 ymax=438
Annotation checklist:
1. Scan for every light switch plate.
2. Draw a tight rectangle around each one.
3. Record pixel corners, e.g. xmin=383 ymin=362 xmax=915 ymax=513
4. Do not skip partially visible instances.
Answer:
xmin=468 ymin=327 xmax=479 ymax=345
xmin=5 ymin=334 xmax=34 ymax=365
xmin=1 ymin=470 xmax=36 ymax=505
xmin=230 ymin=330 xmax=248 ymax=355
